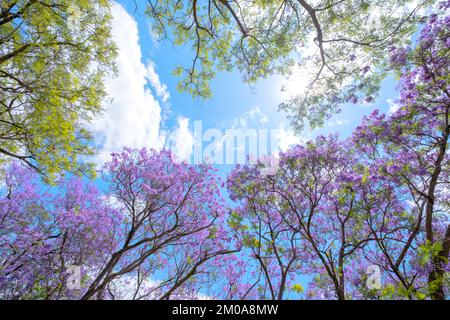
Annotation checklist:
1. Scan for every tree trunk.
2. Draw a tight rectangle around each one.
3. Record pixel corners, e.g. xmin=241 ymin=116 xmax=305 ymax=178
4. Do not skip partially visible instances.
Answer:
xmin=426 ymin=127 xmax=449 ymax=300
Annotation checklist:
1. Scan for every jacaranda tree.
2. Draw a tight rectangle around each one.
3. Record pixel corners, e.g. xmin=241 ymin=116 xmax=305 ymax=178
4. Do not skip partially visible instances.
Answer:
xmin=0 ymin=162 xmax=119 ymax=299
xmin=81 ymin=148 xmax=237 ymax=300
xmin=353 ymin=9 xmax=450 ymax=299
xmin=227 ymin=136 xmax=375 ymax=300
xmin=0 ymin=150 xmax=238 ymax=300
xmin=226 ymin=8 xmax=449 ymax=300
xmin=0 ymin=1 xmax=449 ymax=302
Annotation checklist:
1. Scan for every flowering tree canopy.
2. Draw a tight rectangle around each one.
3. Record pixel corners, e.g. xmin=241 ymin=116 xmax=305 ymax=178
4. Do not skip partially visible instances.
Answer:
xmin=0 ymin=162 xmax=119 ymax=299
xmin=0 ymin=1 xmax=449 ymax=301
xmin=146 ymin=0 xmax=439 ymax=130
xmin=225 ymin=10 xmax=450 ymax=300
xmin=353 ymin=9 xmax=450 ymax=299
xmin=0 ymin=150 xmax=238 ymax=300
xmin=80 ymin=148 xmax=237 ymax=300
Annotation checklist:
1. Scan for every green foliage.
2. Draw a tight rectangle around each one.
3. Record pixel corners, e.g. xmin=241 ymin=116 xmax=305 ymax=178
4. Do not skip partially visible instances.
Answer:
xmin=378 ymin=283 xmax=428 ymax=300
xmin=291 ymin=283 xmax=304 ymax=294
xmin=0 ymin=0 xmax=117 ymax=181
xmin=243 ymin=236 xmax=261 ymax=249
xmin=418 ymin=241 xmax=444 ymax=267
xmin=146 ymin=0 xmax=435 ymax=130
xmin=228 ymin=210 xmax=246 ymax=230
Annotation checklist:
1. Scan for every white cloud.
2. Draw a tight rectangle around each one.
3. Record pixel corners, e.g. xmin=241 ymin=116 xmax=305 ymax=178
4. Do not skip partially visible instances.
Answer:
xmin=88 ymin=2 xmax=165 ymax=164
xmin=233 ymin=106 xmax=269 ymax=128
xmin=146 ymin=61 xmax=170 ymax=103
xmin=168 ymin=117 xmax=194 ymax=163
xmin=327 ymin=118 xmax=350 ymax=127
xmin=206 ymin=107 xmax=270 ymax=161
xmin=209 ymin=109 xmax=305 ymax=161
xmin=107 ymin=275 xmax=211 ymax=300
xmin=387 ymin=98 xmax=400 ymax=114
xmin=275 ymin=124 xmax=308 ymax=152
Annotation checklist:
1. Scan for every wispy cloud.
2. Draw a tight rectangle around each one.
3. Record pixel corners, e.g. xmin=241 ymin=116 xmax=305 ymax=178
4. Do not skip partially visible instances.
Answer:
xmin=327 ymin=118 xmax=350 ymax=127
xmin=275 ymin=123 xmax=308 ymax=152
xmin=387 ymin=98 xmax=400 ymax=114
xmin=146 ymin=61 xmax=170 ymax=103
xmin=233 ymin=106 xmax=269 ymax=128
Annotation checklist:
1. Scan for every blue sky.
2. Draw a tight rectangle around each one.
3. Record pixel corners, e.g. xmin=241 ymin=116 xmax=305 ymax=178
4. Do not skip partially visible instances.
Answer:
xmin=83 ymin=1 xmax=405 ymax=298
xmin=89 ymin=1 xmax=400 ymax=182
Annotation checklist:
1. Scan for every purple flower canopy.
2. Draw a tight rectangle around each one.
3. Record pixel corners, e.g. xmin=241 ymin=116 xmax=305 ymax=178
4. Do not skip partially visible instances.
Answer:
xmin=0 ymin=3 xmax=449 ymax=301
